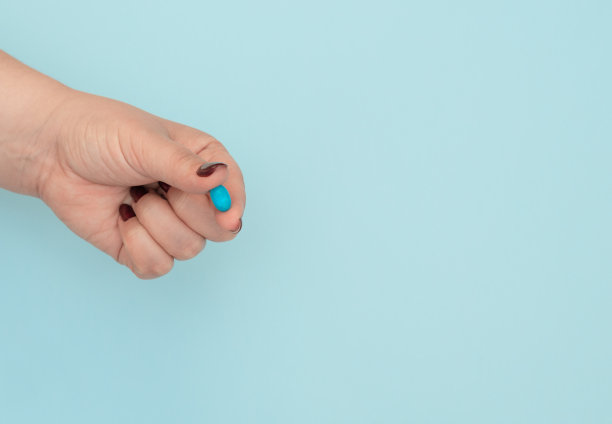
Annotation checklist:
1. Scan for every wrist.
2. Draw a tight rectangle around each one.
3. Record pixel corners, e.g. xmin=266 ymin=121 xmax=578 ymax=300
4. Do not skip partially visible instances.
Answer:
xmin=0 ymin=51 xmax=73 ymax=197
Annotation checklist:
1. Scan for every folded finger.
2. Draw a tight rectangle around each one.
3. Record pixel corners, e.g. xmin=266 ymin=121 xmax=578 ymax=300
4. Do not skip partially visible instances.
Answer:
xmin=117 ymin=204 xmax=174 ymax=279
xmin=129 ymin=186 xmax=206 ymax=260
xmin=161 ymin=187 xmax=235 ymax=242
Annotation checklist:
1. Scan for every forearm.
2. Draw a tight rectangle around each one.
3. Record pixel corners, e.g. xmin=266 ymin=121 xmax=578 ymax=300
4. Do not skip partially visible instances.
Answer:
xmin=0 ymin=50 xmax=71 ymax=197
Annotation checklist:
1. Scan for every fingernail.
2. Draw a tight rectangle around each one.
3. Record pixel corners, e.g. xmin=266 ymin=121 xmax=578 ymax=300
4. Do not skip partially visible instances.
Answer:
xmin=231 ymin=218 xmax=243 ymax=234
xmin=130 ymin=186 xmax=148 ymax=203
xmin=197 ymin=162 xmax=227 ymax=177
xmin=158 ymin=181 xmax=170 ymax=193
xmin=119 ymin=204 xmax=136 ymax=221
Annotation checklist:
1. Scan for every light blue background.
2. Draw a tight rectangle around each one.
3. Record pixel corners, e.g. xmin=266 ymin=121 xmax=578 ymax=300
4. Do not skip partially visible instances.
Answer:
xmin=1 ymin=1 xmax=611 ymax=422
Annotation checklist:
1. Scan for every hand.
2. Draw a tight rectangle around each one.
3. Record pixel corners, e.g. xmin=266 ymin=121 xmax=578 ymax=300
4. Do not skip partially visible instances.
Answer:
xmin=34 ymin=89 xmax=245 ymax=279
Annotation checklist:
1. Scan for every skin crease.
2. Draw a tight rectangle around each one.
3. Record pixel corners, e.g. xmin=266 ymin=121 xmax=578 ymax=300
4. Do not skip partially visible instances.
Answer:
xmin=0 ymin=51 xmax=245 ymax=279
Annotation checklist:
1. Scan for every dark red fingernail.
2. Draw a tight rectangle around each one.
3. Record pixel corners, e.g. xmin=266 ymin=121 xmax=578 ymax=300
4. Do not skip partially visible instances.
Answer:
xmin=119 ymin=204 xmax=136 ymax=221
xmin=197 ymin=162 xmax=227 ymax=177
xmin=158 ymin=181 xmax=170 ymax=192
xmin=130 ymin=186 xmax=148 ymax=203
xmin=231 ymin=218 xmax=243 ymax=234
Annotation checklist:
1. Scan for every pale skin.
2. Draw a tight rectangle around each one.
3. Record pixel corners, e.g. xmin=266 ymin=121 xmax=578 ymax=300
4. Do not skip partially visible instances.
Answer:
xmin=0 ymin=50 xmax=245 ymax=279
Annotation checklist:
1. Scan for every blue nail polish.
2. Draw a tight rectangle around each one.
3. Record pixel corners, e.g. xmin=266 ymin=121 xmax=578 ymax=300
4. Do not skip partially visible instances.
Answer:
xmin=210 ymin=185 xmax=231 ymax=212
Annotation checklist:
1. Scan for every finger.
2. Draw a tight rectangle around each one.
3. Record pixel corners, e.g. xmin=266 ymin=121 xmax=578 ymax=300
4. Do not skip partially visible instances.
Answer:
xmin=213 ymin=162 xmax=245 ymax=231
xmin=129 ymin=131 xmax=229 ymax=194
xmin=117 ymin=204 xmax=174 ymax=279
xmin=161 ymin=187 xmax=236 ymax=242
xmin=161 ymin=122 xmax=246 ymax=230
xmin=129 ymin=186 xmax=206 ymax=260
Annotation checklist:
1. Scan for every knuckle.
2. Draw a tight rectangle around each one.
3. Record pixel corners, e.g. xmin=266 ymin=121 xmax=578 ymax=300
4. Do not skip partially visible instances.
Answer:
xmin=131 ymin=257 xmax=174 ymax=279
xmin=123 ymin=225 xmax=142 ymax=245
xmin=206 ymin=137 xmax=223 ymax=149
xmin=175 ymin=238 xmax=206 ymax=260
xmin=130 ymin=263 xmax=150 ymax=279
xmin=194 ymin=131 xmax=218 ymax=146
xmin=151 ymin=257 xmax=174 ymax=277
xmin=197 ymin=136 xmax=227 ymax=157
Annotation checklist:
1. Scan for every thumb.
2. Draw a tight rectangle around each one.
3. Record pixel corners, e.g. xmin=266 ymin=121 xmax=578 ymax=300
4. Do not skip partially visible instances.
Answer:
xmin=132 ymin=133 xmax=229 ymax=193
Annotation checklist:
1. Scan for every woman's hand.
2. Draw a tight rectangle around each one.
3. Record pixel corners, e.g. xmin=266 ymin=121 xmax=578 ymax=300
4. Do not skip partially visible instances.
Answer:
xmin=39 ymin=90 xmax=246 ymax=279
xmin=0 ymin=51 xmax=245 ymax=279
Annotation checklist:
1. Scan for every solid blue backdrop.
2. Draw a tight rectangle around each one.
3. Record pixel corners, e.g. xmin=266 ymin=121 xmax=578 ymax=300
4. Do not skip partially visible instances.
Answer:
xmin=1 ymin=1 xmax=611 ymax=422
